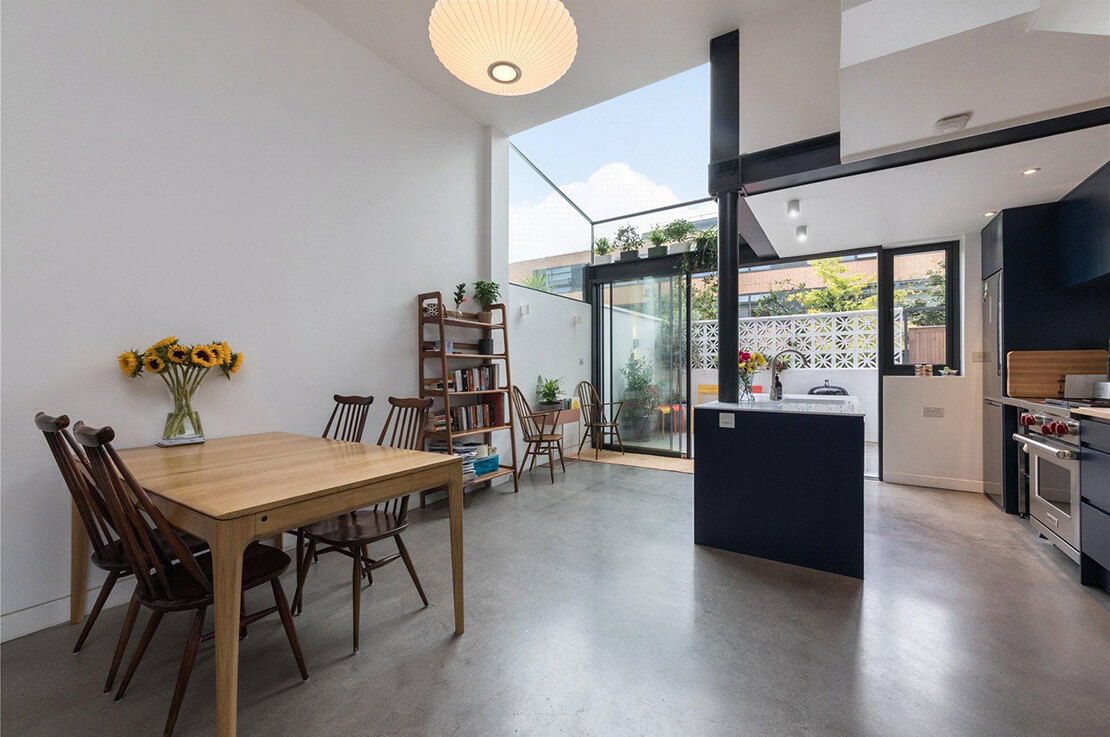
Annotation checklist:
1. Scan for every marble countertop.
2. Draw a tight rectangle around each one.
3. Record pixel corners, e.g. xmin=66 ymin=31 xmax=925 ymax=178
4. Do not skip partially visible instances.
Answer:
xmin=699 ymin=394 xmax=864 ymax=417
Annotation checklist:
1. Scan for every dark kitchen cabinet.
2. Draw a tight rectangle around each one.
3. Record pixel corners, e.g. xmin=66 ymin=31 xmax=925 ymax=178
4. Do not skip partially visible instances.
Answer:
xmin=981 ymin=212 xmax=1003 ymax=279
xmin=1059 ymin=162 xmax=1110 ymax=288
xmin=1080 ymin=418 xmax=1110 ymax=592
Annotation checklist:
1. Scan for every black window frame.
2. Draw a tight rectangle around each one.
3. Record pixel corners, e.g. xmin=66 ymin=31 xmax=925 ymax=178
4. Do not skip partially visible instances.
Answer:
xmin=879 ymin=241 xmax=961 ymax=376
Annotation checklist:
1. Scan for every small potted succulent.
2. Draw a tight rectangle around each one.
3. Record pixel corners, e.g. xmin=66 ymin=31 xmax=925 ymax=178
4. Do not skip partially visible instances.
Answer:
xmin=663 ymin=218 xmax=698 ymax=255
xmin=593 ymin=236 xmax=615 ymax=265
xmin=451 ymin=282 xmax=467 ymax=317
xmin=536 ymin=375 xmax=564 ymax=411
xmin=472 ymin=280 xmax=501 ymax=323
xmin=614 ymin=224 xmax=642 ymax=262
xmin=646 ymin=226 xmax=668 ymax=259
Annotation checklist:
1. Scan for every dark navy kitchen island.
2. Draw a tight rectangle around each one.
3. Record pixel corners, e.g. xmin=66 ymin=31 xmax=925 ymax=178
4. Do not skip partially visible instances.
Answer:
xmin=694 ymin=397 xmax=865 ymax=579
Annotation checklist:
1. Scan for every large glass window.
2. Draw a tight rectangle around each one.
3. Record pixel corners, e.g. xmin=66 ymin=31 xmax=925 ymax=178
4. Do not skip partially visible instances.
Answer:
xmin=508 ymin=146 xmax=590 ymax=300
xmin=881 ymin=243 xmax=960 ymax=373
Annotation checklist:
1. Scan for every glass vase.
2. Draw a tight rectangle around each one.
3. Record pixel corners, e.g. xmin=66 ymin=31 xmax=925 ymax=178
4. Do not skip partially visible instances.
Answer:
xmin=160 ymin=389 xmax=204 ymax=446
xmin=739 ymin=374 xmax=755 ymax=402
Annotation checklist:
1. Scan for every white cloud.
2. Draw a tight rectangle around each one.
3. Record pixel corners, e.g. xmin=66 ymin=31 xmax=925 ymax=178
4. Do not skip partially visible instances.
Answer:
xmin=509 ymin=163 xmax=681 ymax=263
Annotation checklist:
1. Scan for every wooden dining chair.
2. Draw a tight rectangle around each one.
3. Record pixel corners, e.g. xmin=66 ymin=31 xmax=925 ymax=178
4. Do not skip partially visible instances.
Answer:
xmin=72 ymin=421 xmax=308 ymax=737
xmin=35 ymin=412 xmax=209 ymax=655
xmin=576 ymin=380 xmax=625 ymax=459
xmin=512 ymin=386 xmax=564 ymax=484
xmin=292 ymin=397 xmax=432 ymax=653
xmin=292 ymin=394 xmax=374 ymax=592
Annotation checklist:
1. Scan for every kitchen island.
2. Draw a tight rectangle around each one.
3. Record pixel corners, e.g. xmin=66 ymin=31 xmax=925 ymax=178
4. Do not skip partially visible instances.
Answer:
xmin=694 ymin=395 xmax=865 ymax=579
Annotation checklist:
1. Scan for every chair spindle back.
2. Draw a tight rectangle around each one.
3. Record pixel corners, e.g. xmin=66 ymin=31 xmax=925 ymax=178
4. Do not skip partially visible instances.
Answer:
xmin=576 ymin=381 xmax=602 ymax=424
xmin=36 ymin=412 xmax=118 ymax=561
xmin=322 ymin=394 xmax=374 ymax=442
xmin=73 ymin=421 xmax=211 ymax=602
xmin=373 ymin=397 xmax=433 ymax=522
xmin=512 ymin=386 xmax=542 ymax=438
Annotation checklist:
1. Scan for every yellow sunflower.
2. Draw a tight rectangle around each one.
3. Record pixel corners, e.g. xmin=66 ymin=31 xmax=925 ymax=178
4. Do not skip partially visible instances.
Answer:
xmin=209 ymin=342 xmax=228 ymax=365
xmin=191 ymin=345 xmax=217 ymax=368
xmin=229 ymin=352 xmax=244 ymax=374
xmin=142 ymin=354 xmax=166 ymax=373
xmin=167 ymin=345 xmax=190 ymax=364
xmin=218 ymin=341 xmax=231 ymax=364
xmin=117 ymin=351 xmax=141 ymax=377
xmin=144 ymin=335 xmax=177 ymax=355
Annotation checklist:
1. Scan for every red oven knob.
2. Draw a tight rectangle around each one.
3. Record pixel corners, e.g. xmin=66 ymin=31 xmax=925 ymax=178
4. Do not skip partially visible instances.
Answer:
xmin=1041 ymin=424 xmax=1054 ymax=435
xmin=1052 ymin=422 xmax=1070 ymax=436
xmin=1020 ymin=413 xmax=1035 ymax=426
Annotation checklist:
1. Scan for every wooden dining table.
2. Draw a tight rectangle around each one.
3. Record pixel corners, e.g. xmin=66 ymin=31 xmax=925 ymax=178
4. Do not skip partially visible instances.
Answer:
xmin=69 ymin=432 xmax=464 ymax=737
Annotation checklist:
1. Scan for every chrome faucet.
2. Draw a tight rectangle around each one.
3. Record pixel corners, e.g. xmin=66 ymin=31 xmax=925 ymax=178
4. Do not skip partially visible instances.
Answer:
xmin=770 ymin=349 xmax=807 ymax=401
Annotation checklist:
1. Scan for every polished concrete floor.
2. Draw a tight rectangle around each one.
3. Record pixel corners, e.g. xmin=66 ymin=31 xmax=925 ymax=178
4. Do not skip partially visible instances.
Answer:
xmin=3 ymin=463 xmax=1109 ymax=737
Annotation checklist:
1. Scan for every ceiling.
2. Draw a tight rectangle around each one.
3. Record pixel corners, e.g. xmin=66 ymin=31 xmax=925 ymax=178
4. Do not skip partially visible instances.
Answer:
xmin=746 ymin=125 xmax=1110 ymax=258
xmin=299 ymin=0 xmax=807 ymax=135
xmin=839 ymin=4 xmax=1110 ymax=160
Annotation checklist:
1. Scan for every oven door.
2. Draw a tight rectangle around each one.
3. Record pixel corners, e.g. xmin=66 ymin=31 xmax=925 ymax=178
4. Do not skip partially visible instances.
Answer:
xmin=1014 ymin=432 xmax=1080 ymax=561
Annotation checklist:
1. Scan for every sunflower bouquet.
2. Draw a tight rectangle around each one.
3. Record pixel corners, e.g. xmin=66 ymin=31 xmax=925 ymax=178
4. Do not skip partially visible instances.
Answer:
xmin=737 ymin=349 xmax=766 ymax=401
xmin=118 ymin=336 xmax=243 ymax=446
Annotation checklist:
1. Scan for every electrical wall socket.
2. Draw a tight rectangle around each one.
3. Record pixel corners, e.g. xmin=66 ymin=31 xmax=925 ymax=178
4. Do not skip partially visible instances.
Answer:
xmin=923 ymin=407 xmax=944 ymax=418
xmin=719 ymin=413 xmax=735 ymax=429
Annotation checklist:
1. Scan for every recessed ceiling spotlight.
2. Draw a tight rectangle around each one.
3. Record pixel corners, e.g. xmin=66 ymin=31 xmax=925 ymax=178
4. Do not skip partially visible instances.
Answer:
xmin=787 ymin=199 xmax=800 ymax=218
xmin=795 ymin=226 xmax=808 ymax=242
xmin=1022 ymin=167 xmax=1040 ymax=176
xmin=983 ymin=211 xmax=997 ymax=217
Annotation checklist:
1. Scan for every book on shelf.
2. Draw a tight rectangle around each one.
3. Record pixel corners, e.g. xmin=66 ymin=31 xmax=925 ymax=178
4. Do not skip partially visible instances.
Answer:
xmin=449 ymin=364 xmax=500 ymax=392
xmin=427 ymin=440 xmax=482 ymax=482
xmin=426 ymin=398 xmax=505 ymax=432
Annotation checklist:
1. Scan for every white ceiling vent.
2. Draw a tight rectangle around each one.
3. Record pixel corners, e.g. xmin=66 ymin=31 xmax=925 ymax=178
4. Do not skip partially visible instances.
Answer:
xmin=934 ymin=113 xmax=972 ymax=135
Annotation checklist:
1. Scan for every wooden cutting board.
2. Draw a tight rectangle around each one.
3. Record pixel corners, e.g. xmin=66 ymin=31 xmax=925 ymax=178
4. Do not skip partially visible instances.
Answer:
xmin=1007 ymin=350 xmax=1108 ymax=398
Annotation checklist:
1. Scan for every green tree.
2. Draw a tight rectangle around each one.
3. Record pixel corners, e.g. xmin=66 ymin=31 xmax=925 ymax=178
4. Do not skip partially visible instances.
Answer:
xmin=899 ymin=266 xmax=947 ymax=325
xmin=789 ymin=258 xmax=877 ymax=313
xmin=520 ymin=270 xmax=552 ymax=292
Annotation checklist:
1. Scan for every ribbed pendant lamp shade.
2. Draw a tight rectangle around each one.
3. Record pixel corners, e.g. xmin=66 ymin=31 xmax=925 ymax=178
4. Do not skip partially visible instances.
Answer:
xmin=429 ymin=0 xmax=578 ymax=96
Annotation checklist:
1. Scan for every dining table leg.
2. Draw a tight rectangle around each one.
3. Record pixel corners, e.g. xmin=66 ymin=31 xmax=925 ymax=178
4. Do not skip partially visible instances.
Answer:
xmin=210 ymin=519 xmax=251 ymax=737
xmin=70 ymin=501 xmax=89 ymax=624
xmin=447 ymin=467 xmax=464 ymax=635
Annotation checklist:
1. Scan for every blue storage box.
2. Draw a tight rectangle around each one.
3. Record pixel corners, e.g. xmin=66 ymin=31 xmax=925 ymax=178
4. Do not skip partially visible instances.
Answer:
xmin=473 ymin=455 xmax=500 ymax=476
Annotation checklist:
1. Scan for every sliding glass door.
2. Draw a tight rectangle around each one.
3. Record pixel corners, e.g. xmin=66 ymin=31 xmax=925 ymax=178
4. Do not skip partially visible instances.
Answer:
xmin=598 ymin=271 xmax=690 ymax=456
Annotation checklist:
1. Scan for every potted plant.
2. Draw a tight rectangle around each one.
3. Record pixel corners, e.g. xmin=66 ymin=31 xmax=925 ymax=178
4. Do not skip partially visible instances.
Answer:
xmin=593 ymin=236 xmax=615 ymax=265
xmin=663 ymin=218 xmax=698 ymax=255
xmin=451 ymin=282 xmax=467 ymax=317
xmin=536 ymin=375 xmax=564 ymax=411
xmin=472 ymin=280 xmax=501 ymax=323
xmin=613 ymin=225 xmax=642 ymax=262
xmin=646 ymin=226 xmax=668 ymax=259
xmin=618 ymin=349 xmax=659 ymax=441
xmin=118 ymin=335 xmax=244 ymax=446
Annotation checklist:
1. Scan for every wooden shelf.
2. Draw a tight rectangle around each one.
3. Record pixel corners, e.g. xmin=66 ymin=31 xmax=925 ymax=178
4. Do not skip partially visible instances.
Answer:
xmin=426 ymin=424 xmax=512 ymax=439
xmin=464 ymin=466 xmax=516 ymax=487
xmin=421 ymin=352 xmax=507 ymax=360
xmin=424 ymin=315 xmax=505 ymax=330
xmin=418 ymin=291 xmax=519 ymax=496
xmin=421 ymin=388 xmax=509 ymax=397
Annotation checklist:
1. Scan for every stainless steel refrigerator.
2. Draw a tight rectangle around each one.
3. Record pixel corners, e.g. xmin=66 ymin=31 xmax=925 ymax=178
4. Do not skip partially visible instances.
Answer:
xmin=982 ymin=272 xmax=1005 ymax=509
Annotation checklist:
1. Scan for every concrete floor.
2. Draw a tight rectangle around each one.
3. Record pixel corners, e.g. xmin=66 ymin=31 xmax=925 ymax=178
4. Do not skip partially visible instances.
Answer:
xmin=3 ymin=463 xmax=1109 ymax=737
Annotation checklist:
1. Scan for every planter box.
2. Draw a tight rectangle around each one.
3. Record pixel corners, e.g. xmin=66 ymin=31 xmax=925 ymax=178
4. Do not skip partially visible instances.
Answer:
xmin=619 ymin=250 xmax=641 ymax=262
xmin=647 ymin=245 xmax=669 ymax=259
xmin=594 ymin=253 xmax=613 ymax=265
xmin=669 ymin=240 xmax=693 ymax=255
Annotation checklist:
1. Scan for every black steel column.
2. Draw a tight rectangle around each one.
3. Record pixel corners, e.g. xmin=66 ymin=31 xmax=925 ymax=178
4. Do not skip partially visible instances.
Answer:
xmin=717 ymin=192 xmax=739 ymax=402
xmin=710 ymin=30 xmax=740 ymax=403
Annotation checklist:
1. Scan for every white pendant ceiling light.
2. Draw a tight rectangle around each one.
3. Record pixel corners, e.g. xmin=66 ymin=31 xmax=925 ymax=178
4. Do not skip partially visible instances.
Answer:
xmin=428 ymin=0 xmax=578 ymax=96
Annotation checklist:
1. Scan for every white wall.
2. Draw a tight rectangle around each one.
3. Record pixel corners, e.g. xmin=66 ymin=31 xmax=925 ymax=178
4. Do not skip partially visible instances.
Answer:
xmin=882 ymin=233 xmax=985 ymax=492
xmin=1 ymin=1 xmax=491 ymax=641
xmin=740 ymin=0 xmax=841 ymax=153
xmin=507 ymin=286 xmax=592 ymax=453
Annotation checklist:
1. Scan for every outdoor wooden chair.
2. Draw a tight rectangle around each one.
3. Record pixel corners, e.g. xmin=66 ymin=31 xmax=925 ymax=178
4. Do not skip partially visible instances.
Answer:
xmin=576 ymin=380 xmax=625 ymax=458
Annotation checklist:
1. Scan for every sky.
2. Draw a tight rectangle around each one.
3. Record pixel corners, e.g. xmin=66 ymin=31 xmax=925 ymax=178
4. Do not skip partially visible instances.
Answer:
xmin=508 ymin=64 xmax=711 ymax=262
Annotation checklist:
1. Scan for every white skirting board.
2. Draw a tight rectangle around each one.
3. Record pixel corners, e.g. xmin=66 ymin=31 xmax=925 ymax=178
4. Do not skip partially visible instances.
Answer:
xmin=882 ymin=472 xmax=985 ymax=493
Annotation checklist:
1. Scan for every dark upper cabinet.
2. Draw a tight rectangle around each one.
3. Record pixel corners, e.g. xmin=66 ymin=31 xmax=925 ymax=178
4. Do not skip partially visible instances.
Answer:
xmin=981 ymin=211 xmax=1003 ymax=279
xmin=1059 ymin=162 xmax=1110 ymax=288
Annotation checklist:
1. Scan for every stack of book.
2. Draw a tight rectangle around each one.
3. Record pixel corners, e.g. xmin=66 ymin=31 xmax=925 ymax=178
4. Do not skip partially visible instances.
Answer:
xmin=427 ymin=440 xmax=480 ymax=482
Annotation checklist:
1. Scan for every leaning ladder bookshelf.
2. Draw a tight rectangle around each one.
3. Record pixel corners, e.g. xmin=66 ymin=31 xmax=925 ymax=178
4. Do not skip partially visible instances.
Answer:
xmin=417 ymin=291 xmax=519 ymax=505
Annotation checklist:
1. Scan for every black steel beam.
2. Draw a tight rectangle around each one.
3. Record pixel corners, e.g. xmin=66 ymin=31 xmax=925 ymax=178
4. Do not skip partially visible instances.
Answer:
xmin=709 ymin=31 xmax=739 ymax=166
xmin=721 ymin=106 xmax=1110 ymax=196
xmin=717 ymin=192 xmax=740 ymax=403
